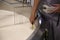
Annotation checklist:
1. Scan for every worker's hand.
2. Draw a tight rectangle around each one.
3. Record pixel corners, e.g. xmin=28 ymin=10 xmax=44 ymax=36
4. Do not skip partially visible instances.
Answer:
xmin=30 ymin=14 xmax=35 ymax=24
xmin=52 ymin=4 xmax=60 ymax=13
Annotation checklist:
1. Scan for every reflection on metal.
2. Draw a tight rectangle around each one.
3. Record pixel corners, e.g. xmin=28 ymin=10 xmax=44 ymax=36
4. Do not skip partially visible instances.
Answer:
xmin=0 ymin=15 xmax=13 ymax=21
xmin=0 ymin=21 xmax=29 ymax=28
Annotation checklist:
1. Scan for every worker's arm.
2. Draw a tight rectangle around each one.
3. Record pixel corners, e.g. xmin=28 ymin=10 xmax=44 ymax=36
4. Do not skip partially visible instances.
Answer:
xmin=31 ymin=0 xmax=40 ymax=15
xmin=30 ymin=0 xmax=40 ymax=24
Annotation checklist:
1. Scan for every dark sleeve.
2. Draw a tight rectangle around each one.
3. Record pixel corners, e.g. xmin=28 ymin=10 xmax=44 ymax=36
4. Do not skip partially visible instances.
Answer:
xmin=57 ymin=0 xmax=60 ymax=4
xmin=51 ymin=0 xmax=60 ymax=4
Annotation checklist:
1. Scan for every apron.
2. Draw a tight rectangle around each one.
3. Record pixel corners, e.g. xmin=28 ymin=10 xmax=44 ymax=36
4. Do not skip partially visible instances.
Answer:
xmin=31 ymin=0 xmax=60 ymax=40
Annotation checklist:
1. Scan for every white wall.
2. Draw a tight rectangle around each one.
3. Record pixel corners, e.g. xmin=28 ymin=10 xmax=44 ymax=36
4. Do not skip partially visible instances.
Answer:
xmin=0 ymin=0 xmax=34 ymax=7
xmin=27 ymin=0 xmax=34 ymax=7
xmin=31 ymin=0 xmax=34 ymax=7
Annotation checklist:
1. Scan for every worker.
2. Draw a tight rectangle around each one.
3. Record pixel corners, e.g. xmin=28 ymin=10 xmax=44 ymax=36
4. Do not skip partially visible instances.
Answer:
xmin=30 ymin=0 xmax=60 ymax=40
